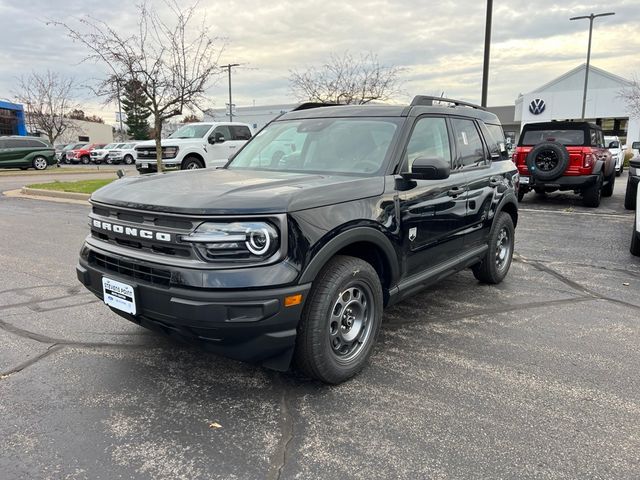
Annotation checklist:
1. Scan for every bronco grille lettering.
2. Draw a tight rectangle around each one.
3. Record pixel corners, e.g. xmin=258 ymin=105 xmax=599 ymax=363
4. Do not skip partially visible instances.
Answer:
xmin=92 ymin=219 xmax=172 ymax=242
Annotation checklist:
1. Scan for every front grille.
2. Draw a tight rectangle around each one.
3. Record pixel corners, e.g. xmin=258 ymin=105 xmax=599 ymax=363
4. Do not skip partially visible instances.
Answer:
xmin=90 ymin=205 xmax=197 ymax=259
xmin=89 ymin=251 xmax=172 ymax=287
xmin=136 ymin=147 xmax=157 ymax=160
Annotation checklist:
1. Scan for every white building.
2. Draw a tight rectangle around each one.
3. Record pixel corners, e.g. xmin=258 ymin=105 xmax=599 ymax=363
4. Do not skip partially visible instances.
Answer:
xmin=204 ymin=104 xmax=294 ymax=131
xmin=29 ymin=118 xmax=114 ymax=145
xmin=515 ymin=64 xmax=638 ymax=146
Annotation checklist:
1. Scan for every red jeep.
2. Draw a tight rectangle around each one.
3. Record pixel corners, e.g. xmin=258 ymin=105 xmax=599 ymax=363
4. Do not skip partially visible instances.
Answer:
xmin=513 ymin=122 xmax=615 ymax=207
xmin=66 ymin=143 xmax=106 ymax=165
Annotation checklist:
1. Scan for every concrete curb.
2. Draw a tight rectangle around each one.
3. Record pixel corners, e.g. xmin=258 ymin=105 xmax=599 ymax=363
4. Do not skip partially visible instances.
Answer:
xmin=21 ymin=187 xmax=91 ymax=201
xmin=0 ymin=168 xmax=124 ymax=177
xmin=3 ymin=188 xmax=90 ymax=206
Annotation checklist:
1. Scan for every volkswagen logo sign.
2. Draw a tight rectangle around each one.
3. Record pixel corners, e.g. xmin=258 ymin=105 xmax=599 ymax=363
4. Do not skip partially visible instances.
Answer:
xmin=529 ymin=99 xmax=546 ymax=115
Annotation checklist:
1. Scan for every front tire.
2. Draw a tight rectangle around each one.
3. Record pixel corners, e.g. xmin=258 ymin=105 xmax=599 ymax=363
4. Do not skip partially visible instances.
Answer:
xmin=624 ymin=178 xmax=636 ymax=210
xmin=32 ymin=156 xmax=48 ymax=170
xmin=123 ymin=155 xmax=134 ymax=165
xmin=294 ymin=256 xmax=383 ymax=384
xmin=472 ymin=212 xmax=515 ymax=284
xmin=182 ymin=156 xmax=204 ymax=170
xmin=81 ymin=155 xmax=90 ymax=165
xmin=631 ymin=213 xmax=640 ymax=257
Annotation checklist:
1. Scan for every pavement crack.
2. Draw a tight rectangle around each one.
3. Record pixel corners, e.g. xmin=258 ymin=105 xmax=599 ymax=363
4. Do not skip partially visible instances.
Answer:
xmin=0 ymin=292 xmax=94 ymax=312
xmin=515 ymin=254 xmax=600 ymax=297
xmin=267 ymin=378 xmax=295 ymax=480
xmin=0 ymin=344 xmax=64 ymax=378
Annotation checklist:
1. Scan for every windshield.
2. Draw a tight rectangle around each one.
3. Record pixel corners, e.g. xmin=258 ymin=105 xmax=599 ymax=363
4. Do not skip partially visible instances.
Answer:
xmin=168 ymin=124 xmax=212 ymax=139
xmin=521 ymin=130 xmax=584 ymax=146
xmin=103 ymin=143 xmax=116 ymax=149
xmin=227 ymin=118 xmax=400 ymax=175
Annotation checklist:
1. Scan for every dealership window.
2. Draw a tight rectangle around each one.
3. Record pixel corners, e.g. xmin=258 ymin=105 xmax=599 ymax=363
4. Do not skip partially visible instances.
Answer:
xmin=78 ymin=136 xmax=90 ymax=142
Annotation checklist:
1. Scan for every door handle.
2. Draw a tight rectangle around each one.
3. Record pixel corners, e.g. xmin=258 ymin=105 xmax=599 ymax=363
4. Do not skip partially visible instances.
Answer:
xmin=448 ymin=187 xmax=466 ymax=197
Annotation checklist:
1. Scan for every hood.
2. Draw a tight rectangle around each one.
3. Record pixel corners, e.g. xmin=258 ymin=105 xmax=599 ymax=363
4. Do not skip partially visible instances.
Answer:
xmin=135 ymin=138 xmax=206 ymax=148
xmin=91 ymin=168 xmax=385 ymax=215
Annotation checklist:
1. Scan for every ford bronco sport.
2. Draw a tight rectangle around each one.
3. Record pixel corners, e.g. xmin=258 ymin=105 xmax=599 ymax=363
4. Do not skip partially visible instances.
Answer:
xmin=513 ymin=121 xmax=615 ymax=207
xmin=76 ymin=96 xmax=519 ymax=384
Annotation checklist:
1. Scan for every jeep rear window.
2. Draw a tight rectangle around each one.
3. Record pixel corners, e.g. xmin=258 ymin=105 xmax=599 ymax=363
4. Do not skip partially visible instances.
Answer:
xmin=228 ymin=118 xmax=401 ymax=176
xmin=521 ymin=130 xmax=584 ymax=146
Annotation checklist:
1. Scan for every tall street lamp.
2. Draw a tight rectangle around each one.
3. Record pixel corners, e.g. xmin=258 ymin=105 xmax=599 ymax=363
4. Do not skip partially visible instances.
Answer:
xmin=221 ymin=63 xmax=240 ymax=121
xmin=570 ymin=12 xmax=615 ymax=120
xmin=481 ymin=0 xmax=493 ymax=107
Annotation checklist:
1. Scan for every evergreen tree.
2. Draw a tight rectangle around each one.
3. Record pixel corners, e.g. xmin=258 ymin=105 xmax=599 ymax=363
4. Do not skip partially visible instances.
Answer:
xmin=121 ymin=79 xmax=151 ymax=140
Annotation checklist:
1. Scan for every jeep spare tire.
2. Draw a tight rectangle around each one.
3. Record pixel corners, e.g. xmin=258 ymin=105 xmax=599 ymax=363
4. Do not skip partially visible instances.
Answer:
xmin=526 ymin=141 xmax=569 ymax=182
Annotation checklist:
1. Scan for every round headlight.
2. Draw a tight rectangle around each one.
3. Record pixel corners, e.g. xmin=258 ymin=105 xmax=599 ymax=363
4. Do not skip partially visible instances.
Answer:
xmin=246 ymin=228 xmax=271 ymax=255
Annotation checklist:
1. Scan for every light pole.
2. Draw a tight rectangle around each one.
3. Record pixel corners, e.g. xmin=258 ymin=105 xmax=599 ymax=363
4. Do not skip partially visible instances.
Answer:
xmin=570 ymin=12 xmax=615 ymax=120
xmin=221 ymin=63 xmax=240 ymax=121
xmin=481 ymin=0 xmax=493 ymax=107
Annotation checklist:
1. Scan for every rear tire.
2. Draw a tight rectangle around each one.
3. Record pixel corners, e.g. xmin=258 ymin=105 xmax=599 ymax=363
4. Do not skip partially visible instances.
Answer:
xmin=602 ymin=171 xmax=615 ymax=198
xmin=182 ymin=156 xmax=204 ymax=170
xmin=583 ymin=174 xmax=602 ymax=208
xmin=32 ymin=156 xmax=48 ymax=170
xmin=534 ymin=188 xmax=546 ymax=196
xmin=624 ymin=178 xmax=636 ymax=210
xmin=294 ymin=256 xmax=383 ymax=384
xmin=517 ymin=189 xmax=526 ymax=202
xmin=472 ymin=212 xmax=515 ymax=284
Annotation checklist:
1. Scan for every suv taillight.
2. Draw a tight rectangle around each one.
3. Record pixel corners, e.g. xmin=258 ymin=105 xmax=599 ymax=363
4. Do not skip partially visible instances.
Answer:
xmin=583 ymin=148 xmax=595 ymax=169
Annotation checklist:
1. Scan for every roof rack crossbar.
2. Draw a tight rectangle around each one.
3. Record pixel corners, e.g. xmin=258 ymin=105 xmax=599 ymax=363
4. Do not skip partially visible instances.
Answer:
xmin=410 ymin=95 xmax=486 ymax=111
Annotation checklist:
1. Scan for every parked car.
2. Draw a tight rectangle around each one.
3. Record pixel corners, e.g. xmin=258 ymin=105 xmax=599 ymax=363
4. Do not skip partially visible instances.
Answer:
xmin=513 ymin=121 xmax=615 ymax=207
xmin=77 ymin=96 xmax=518 ymax=384
xmin=67 ymin=143 xmax=107 ymax=164
xmin=60 ymin=142 xmax=88 ymax=164
xmin=90 ymin=143 xmax=123 ymax=164
xmin=135 ymin=122 xmax=252 ymax=172
xmin=605 ymin=135 xmax=625 ymax=176
xmin=0 ymin=136 xmax=56 ymax=170
xmin=624 ymin=141 xmax=640 ymax=210
xmin=105 ymin=142 xmax=138 ymax=165
xmin=54 ymin=143 xmax=69 ymax=163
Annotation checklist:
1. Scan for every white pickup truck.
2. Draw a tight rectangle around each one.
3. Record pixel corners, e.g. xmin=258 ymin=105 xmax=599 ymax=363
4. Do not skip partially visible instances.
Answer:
xmin=135 ymin=122 xmax=252 ymax=172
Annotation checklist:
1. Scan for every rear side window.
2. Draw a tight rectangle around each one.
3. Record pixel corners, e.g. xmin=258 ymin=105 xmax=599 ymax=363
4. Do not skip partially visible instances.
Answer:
xmin=452 ymin=118 xmax=486 ymax=168
xmin=23 ymin=139 xmax=47 ymax=148
xmin=213 ymin=125 xmax=232 ymax=141
xmin=521 ymin=130 xmax=584 ymax=146
xmin=484 ymin=123 xmax=509 ymax=160
xmin=5 ymin=139 xmax=26 ymax=148
xmin=230 ymin=125 xmax=252 ymax=141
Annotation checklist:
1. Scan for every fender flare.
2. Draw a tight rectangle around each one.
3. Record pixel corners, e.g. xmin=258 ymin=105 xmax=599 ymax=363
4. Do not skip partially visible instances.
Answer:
xmin=496 ymin=193 xmax=518 ymax=227
xmin=298 ymin=227 xmax=400 ymax=285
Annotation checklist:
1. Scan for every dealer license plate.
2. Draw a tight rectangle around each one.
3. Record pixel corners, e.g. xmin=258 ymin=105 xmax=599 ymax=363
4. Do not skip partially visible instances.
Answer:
xmin=520 ymin=176 xmax=530 ymax=185
xmin=102 ymin=277 xmax=136 ymax=315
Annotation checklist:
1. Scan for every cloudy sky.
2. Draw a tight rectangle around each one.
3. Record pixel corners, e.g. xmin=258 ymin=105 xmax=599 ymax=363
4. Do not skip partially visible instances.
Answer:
xmin=1 ymin=0 xmax=638 ymax=124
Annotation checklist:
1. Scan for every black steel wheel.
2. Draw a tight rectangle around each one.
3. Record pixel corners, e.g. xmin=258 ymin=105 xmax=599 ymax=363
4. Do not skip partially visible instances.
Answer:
xmin=294 ymin=255 xmax=383 ymax=384
xmin=472 ymin=212 xmax=515 ymax=284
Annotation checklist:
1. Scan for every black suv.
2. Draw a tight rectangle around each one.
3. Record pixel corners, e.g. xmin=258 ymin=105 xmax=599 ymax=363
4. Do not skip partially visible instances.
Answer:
xmin=76 ymin=96 xmax=519 ymax=384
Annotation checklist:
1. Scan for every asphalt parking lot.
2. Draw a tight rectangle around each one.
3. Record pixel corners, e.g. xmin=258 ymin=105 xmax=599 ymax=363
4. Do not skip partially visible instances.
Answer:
xmin=1 ymin=171 xmax=639 ymax=479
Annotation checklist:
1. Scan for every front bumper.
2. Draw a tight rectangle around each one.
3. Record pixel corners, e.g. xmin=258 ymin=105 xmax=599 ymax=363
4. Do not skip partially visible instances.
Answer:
xmin=77 ymin=244 xmax=310 ymax=370
xmin=136 ymin=161 xmax=180 ymax=172
xmin=518 ymin=174 xmax=598 ymax=191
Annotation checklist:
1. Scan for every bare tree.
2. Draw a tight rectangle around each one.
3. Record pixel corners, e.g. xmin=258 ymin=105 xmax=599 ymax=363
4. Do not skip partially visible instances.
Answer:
xmin=620 ymin=77 xmax=640 ymax=118
xmin=14 ymin=71 xmax=78 ymax=145
xmin=290 ymin=52 xmax=404 ymax=105
xmin=50 ymin=0 xmax=224 ymax=171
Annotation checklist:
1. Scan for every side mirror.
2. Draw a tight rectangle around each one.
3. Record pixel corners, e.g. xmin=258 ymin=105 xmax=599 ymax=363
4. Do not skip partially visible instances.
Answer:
xmin=632 ymin=141 xmax=640 ymax=150
xmin=609 ymin=141 xmax=620 ymax=148
xmin=403 ymin=157 xmax=450 ymax=180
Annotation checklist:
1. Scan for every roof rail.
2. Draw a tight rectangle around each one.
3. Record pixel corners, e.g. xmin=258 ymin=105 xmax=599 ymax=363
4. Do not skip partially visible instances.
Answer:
xmin=410 ymin=95 xmax=486 ymax=111
xmin=291 ymin=102 xmax=340 ymax=112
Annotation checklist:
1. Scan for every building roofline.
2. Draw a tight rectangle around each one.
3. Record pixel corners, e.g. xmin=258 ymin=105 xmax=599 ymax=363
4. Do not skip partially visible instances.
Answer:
xmin=529 ymin=64 xmax=633 ymax=94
